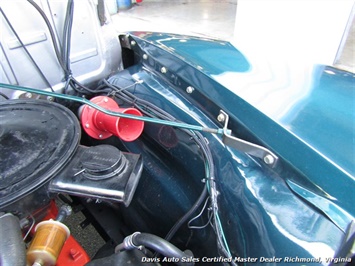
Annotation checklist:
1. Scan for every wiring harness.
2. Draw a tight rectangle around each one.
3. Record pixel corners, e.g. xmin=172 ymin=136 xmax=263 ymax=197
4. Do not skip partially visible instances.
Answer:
xmin=104 ymin=79 xmax=236 ymax=264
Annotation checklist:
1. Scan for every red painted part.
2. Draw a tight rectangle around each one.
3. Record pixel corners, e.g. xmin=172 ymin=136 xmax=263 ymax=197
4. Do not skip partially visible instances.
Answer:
xmin=41 ymin=200 xmax=91 ymax=266
xmin=136 ymin=0 xmax=143 ymax=3
xmin=43 ymin=200 xmax=59 ymax=220
xmin=80 ymin=96 xmax=144 ymax=142
xmin=56 ymin=235 xmax=91 ymax=266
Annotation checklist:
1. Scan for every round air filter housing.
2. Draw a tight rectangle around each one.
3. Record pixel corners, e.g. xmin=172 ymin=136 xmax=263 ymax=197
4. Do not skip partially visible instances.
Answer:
xmin=0 ymin=100 xmax=80 ymax=216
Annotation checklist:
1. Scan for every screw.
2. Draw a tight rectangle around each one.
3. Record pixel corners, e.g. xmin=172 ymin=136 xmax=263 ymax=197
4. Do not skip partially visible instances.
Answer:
xmin=186 ymin=86 xmax=195 ymax=94
xmin=217 ymin=113 xmax=226 ymax=123
xmin=47 ymin=96 xmax=54 ymax=102
xmin=56 ymin=205 xmax=72 ymax=222
xmin=103 ymin=97 xmax=108 ymax=103
xmin=143 ymin=54 xmax=148 ymax=60
xmin=264 ymin=155 xmax=275 ymax=165
xmin=85 ymin=123 xmax=90 ymax=128
xmin=160 ymin=67 xmax=167 ymax=74
xmin=131 ymin=40 xmax=136 ymax=46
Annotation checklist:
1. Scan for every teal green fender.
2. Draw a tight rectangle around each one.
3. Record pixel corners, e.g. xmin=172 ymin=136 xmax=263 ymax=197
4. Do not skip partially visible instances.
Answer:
xmin=128 ymin=32 xmax=355 ymax=231
xmin=119 ymin=32 xmax=355 ymax=262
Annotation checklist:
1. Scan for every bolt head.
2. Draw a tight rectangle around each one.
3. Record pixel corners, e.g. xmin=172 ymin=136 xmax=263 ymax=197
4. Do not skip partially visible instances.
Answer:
xmin=103 ymin=97 xmax=108 ymax=103
xmin=264 ymin=155 xmax=275 ymax=165
xmin=217 ymin=113 xmax=225 ymax=122
xmin=99 ymin=134 xmax=103 ymax=139
xmin=61 ymin=205 xmax=72 ymax=216
xmin=186 ymin=86 xmax=195 ymax=94
xmin=85 ymin=123 xmax=90 ymax=128
xmin=47 ymin=96 xmax=54 ymax=102
xmin=131 ymin=40 xmax=136 ymax=46
xmin=160 ymin=67 xmax=167 ymax=74
xmin=143 ymin=54 xmax=148 ymax=60
xmin=25 ymin=92 xmax=32 ymax=98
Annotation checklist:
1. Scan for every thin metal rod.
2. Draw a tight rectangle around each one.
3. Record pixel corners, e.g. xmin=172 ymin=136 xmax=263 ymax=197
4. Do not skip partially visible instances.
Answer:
xmin=0 ymin=83 xmax=223 ymax=134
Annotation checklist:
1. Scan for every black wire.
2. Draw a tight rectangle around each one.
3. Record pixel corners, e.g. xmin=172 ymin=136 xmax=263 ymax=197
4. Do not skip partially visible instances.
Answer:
xmin=0 ymin=92 xmax=9 ymax=100
xmin=2 ymin=0 xmax=95 ymax=96
xmin=66 ymin=2 xmax=74 ymax=75
xmin=103 ymin=79 xmax=176 ymax=117
xmin=65 ymin=76 xmax=111 ymax=95
xmin=60 ymin=1 xmax=103 ymax=95
xmin=104 ymin=79 xmax=213 ymax=241
xmin=26 ymin=0 xmax=66 ymax=72
xmin=105 ymin=79 xmax=234 ymax=263
xmin=0 ymin=7 xmax=54 ymax=92
xmin=165 ymin=186 xmax=208 ymax=242
xmin=1 ymin=2 xmax=104 ymax=96
xmin=71 ymin=76 xmax=96 ymax=93
xmin=62 ymin=0 xmax=74 ymax=78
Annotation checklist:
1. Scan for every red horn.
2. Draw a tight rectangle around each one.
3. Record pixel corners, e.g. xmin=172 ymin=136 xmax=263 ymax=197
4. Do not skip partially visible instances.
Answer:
xmin=80 ymin=96 xmax=144 ymax=142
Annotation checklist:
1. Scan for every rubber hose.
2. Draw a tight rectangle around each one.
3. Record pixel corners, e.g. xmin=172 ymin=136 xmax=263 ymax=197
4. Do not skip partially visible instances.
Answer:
xmin=0 ymin=213 xmax=26 ymax=266
xmin=132 ymin=233 xmax=194 ymax=266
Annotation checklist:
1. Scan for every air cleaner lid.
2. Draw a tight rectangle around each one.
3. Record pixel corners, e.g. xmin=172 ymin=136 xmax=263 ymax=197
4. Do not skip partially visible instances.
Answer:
xmin=0 ymin=100 xmax=80 ymax=209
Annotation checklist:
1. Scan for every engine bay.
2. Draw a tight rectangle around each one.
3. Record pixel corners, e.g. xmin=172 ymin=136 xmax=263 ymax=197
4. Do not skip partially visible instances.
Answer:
xmin=1 ymin=1 xmax=354 ymax=265
xmin=0 ymin=66 xmax=234 ymax=266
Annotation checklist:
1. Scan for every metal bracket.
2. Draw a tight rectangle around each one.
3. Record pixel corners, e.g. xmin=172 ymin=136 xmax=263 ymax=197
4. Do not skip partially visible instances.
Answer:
xmin=219 ymin=110 xmax=278 ymax=167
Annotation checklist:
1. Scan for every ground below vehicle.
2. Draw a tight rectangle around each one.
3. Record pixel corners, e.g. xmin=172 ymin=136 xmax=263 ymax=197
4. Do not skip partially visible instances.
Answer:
xmin=0 ymin=1 xmax=354 ymax=265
